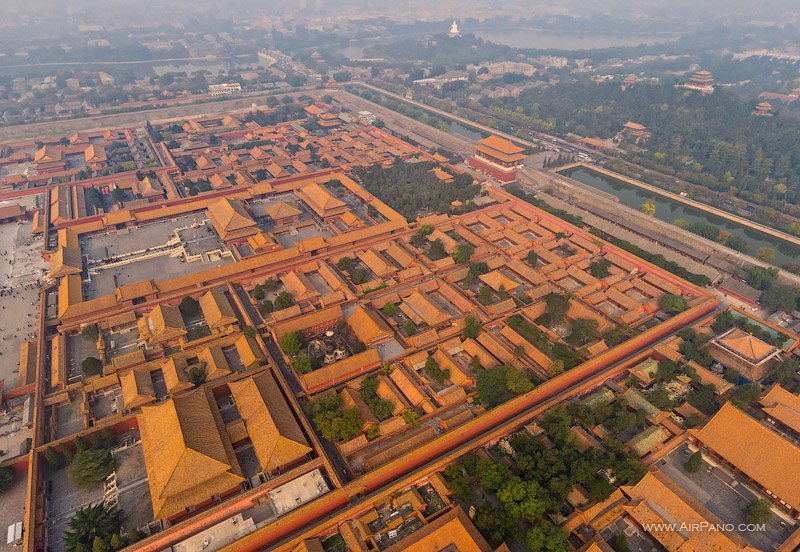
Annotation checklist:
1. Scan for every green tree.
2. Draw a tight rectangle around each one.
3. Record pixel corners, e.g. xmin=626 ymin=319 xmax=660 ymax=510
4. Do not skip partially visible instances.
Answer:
xmin=111 ymin=188 xmax=126 ymax=206
xmin=658 ymin=293 xmax=687 ymax=314
xmin=382 ymin=302 xmax=396 ymax=317
xmin=402 ymin=409 xmax=419 ymax=427
xmin=567 ymin=318 xmax=599 ymax=346
xmin=525 ymin=523 xmax=568 ymax=552
xmin=452 ymin=243 xmax=474 ymax=264
xmin=477 ymin=460 xmax=507 ymax=493
xmin=544 ymin=293 xmax=570 ymax=325
xmin=762 ymin=285 xmax=800 ymax=312
xmin=0 ymin=467 xmax=13 ymax=495
xmin=109 ymin=534 xmax=124 ymax=550
xmin=428 ymin=238 xmax=447 ymax=261
xmin=462 ymin=315 xmax=481 ymax=339
xmin=732 ymin=383 xmax=761 ymax=408
xmin=188 ymin=363 xmax=207 ymax=387
xmin=178 ymin=296 xmax=200 ymax=318
xmin=292 ymin=352 xmax=312 ymax=374
xmin=45 ymin=446 xmax=64 ymax=469
xmin=473 ymin=505 xmax=516 ymax=547
xmin=63 ymin=503 xmax=123 ymax=552
xmin=253 ymin=284 xmax=265 ymax=301
xmin=69 ymin=448 xmax=115 ymax=489
xmin=506 ymin=366 xmax=534 ymax=394
xmin=305 ymin=393 xmax=364 ymax=442
xmin=684 ymin=451 xmax=702 ymax=473
xmin=609 ymin=534 xmax=631 ymax=552
xmin=404 ymin=319 xmax=416 ymax=336
xmin=476 ymin=366 xmax=512 ymax=407
xmin=81 ymin=357 xmax=103 ymax=377
xmin=743 ymin=499 xmax=772 ymax=524
xmin=477 ymin=285 xmax=494 ymax=306
xmin=274 ymin=291 xmax=296 ymax=310
xmin=242 ymin=325 xmax=257 ymax=339
xmin=259 ymin=299 xmax=275 ymax=316
xmin=640 ymin=200 xmax=656 ymax=216
xmin=81 ymin=324 xmax=99 ymax=342
xmin=424 ymin=356 xmax=450 ymax=384
xmin=526 ymin=250 xmax=539 ymax=267
xmin=756 ymin=247 xmax=776 ymax=264
xmin=279 ymin=331 xmax=303 ymax=354
xmin=93 ymin=536 xmax=110 ymax=552
xmin=497 ymin=477 xmax=548 ymax=521
xmin=588 ymin=259 xmax=611 ymax=278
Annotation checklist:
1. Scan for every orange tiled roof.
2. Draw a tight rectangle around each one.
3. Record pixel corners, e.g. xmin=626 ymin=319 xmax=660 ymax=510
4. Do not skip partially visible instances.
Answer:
xmin=479 ymin=135 xmax=525 ymax=155
xmin=689 ymin=402 xmax=800 ymax=511
xmin=760 ymin=384 xmax=800 ymax=435
xmin=229 ymin=371 xmax=311 ymax=472
xmin=715 ymin=328 xmax=778 ymax=363
xmin=384 ymin=507 xmax=492 ymax=552
xmin=138 ymin=390 xmax=243 ymax=519
xmin=199 ymin=287 xmax=238 ymax=329
xmin=265 ymin=200 xmax=302 ymax=221
xmin=621 ymin=472 xmax=752 ymax=552
xmin=348 ymin=306 xmax=392 ymax=345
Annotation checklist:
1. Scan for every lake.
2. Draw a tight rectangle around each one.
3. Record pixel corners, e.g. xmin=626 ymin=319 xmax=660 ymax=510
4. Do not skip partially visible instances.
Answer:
xmin=560 ymin=166 xmax=800 ymax=268
xmin=475 ymin=29 xmax=680 ymax=50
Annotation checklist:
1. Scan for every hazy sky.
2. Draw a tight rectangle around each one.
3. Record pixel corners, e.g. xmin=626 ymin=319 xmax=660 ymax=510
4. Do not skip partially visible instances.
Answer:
xmin=6 ymin=0 xmax=800 ymax=30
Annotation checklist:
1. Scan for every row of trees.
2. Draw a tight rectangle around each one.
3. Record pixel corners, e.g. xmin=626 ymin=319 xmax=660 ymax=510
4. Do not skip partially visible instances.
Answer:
xmin=355 ymin=160 xmax=480 ymax=220
xmin=443 ymin=403 xmax=646 ymax=550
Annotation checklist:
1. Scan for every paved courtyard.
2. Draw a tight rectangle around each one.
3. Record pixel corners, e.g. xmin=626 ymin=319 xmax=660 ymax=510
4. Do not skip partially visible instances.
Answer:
xmin=0 ymin=220 xmax=47 ymax=384
xmin=46 ymin=441 xmax=151 ymax=552
xmin=657 ymin=442 xmax=795 ymax=551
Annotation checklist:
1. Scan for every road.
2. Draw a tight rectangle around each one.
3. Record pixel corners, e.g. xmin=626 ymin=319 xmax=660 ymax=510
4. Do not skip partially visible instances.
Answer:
xmin=349 ymin=81 xmax=800 ymax=260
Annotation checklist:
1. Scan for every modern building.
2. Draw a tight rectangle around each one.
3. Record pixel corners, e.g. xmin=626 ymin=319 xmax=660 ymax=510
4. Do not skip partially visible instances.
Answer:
xmin=467 ymin=135 xmax=527 ymax=183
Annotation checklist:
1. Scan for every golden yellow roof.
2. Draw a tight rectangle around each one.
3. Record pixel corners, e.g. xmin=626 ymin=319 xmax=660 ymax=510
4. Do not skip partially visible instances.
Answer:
xmin=622 ymin=472 xmax=753 ymax=552
xmin=235 ymin=334 xmax=263 ymax=369
xmin=206 ymin=198 xmax=257 ymax=240
xmin=281 ymin=271 xmax=319 ymax=302
xmin=357 ymin=249 xmax=394 ymax=277
xmin=198 ymin=346 xmax=231 ymax=380
xmin=760 ymin=384 xmax=800 ymax=436
xmin=229 ymin=371 xmax=311 ymax=472
xmin=716 ymin=328 xmax=778 ymax=363
xmin=34 ymin=144 xmax=62 ymax=163
xmin=138 ymin=390 xmax=243 ymax=520
xmin=401 ymin=290 xmax=450 ymax=327
xmin=265 ymin=200 xmax=302 ymax=221
xmin=199 ymin=288 xmax=238 ymax=329
xmin=690 ymin=402 xmax=800 ymax=512
xmin=138 ymin=304 xmax=186 ymax=343
xmin=49 ymin=246 xmax=82 ymax=278
xmin=295 ymin=182 xmax=346 ymax=217
xmin=162 ymin=357 xmax=192 ymax=394
xmin=479 ymin=270 xmax=520 ymax=292
xmin=120 ymin=368 xmax=156 ymax=409
xmin=348 ymin=306 xmax=392 ymax=345
xmin=301 ymin=348 xmax=381 ymax=392
xmin=272 ymin=305 xmax=344 ymax=339
xmin=384 ymin=507 xmax=492 ymax=552
xmin=115 ymin=279 xmax=157 ymax=302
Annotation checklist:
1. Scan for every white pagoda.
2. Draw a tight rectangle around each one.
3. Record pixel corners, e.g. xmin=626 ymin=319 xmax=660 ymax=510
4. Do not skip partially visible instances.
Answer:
xmin=448 ymin=20 xmax=461 ymax=37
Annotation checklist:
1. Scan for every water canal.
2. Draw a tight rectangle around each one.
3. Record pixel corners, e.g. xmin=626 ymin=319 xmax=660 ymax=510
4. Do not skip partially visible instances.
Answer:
xmin=559 ymin=165 xmax=800 ymax=268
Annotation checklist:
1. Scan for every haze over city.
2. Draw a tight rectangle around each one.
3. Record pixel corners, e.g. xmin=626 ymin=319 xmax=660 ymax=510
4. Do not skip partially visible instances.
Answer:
xmin=0 ymin=2 xmax=799 ymax=552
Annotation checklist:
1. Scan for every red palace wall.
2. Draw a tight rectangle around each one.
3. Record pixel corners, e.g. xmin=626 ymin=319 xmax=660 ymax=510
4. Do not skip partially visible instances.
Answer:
xmin=468 ymin=156 xmax=517 ymax=183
